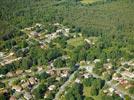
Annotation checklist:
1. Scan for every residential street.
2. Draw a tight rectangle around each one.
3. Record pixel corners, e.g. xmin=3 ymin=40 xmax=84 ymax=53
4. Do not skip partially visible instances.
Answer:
xmin=54 ymin=65 xmax=134 ymax=100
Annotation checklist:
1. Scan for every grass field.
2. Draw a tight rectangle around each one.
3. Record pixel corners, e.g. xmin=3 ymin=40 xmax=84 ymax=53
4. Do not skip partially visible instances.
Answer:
xmin=83 ymin=86 xmax=102 ymax=100
xmin=80 ymin=0 xmax=103 ymax=4
xmin=67 ymin=37 xmax=84 ymax=47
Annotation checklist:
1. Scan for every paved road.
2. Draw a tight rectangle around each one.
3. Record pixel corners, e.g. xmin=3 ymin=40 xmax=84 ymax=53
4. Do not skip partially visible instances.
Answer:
xmin=54 ymin=70 xmax=78 ymax=100
xmin=0 ymin=57 xmax=22 ymax=66
xmin=54 ymin=65 xmax=94 ymax=100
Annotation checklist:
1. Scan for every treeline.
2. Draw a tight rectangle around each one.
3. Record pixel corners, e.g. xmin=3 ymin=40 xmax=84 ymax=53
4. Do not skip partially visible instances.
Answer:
xmin=0 ymin=0 xmax=133 ymax=61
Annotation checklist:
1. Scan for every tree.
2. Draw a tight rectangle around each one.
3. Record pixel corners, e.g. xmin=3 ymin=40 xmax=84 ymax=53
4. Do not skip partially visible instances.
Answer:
xmin=33 ymin=83 xmax=47 ymax=99
xmin=0 ymin=82 xmax=5 ymax=88
xmin=129 ymin=87 xmax=134 ymax=94
xmin=36 ymin=71 xmax=50 ymax=80
xmin=0 ymin=94 xmax=6 ymax=100
xmin=83 ymin=77 xmax=94 ymax=87
xmin=53 ymin=58 xmax=66 ymax=68
xmin=47 ymin=48 xmax=62 ymax=61
xmin=124 ymin=95 xmax=131 ymax=100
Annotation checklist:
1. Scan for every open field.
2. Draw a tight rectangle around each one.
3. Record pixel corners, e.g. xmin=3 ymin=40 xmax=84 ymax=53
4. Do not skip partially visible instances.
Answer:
xmin=67 ymin=37 xmax=84 ymax=47
xmin=80 ymin=0 xmax=103 ymax=4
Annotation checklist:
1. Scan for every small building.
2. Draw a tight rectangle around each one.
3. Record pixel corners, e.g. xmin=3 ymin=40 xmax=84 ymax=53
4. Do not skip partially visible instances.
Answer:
xmin=21 ymin=82 xmax=30 ymax=89
xmin=46 ymin=70 xmax=55 ymax=75
xmin=125 ymin=84 xmax=133 ymax=89
xmin=54 ymin=23 xmax=60 ymax=26
xmin=0 ymin=52 xmax=4 ymax=58
xmin=25 ymin=69 xmax=32 ymax=73
xmin=75 ymin=78 xmax=81 ymax=83
xmin=109 ymin=88 xmax=115 ymax=93
xmin=103 ymin=89 xmax=108 ymax=94
xmin=84 ymin=39 xmax=91 ymax=44
xmin=48 ymin=85 xmax=56 ymax=91
xmin=9 ymin=96 xmax=17 ymax=100
xmin=37 ymin=67 xmax=43 ymax=72
xmin=56 ymin=29 xmax=62 ymax=33
xmin=12 ymin=85 xmax=22 ymax=92
xmin=93 ymin=59 xmax=101 ymax=63
xmin=121 ymin=71 xmax=134 ymax=79
xmin=0 ymin=74 xmax=5 ymax=78
xmin=61 ymin=73 xmax=68 ymax=78
xmin=16 ymin=70 xmax=23 ymax=75
xmin=65 ymin=28 xmax=70 ymax=33
xmin=29 ymin=77 xmax=37 ymax=85
xmin=83 ymin=73 xmax=92 ymax=79
xmin=24 ymin=92 xmax=32 ymax=100
xmin=35 ymin=23 xmax=42 ymax=27
xmin=30 ymin=31 xmax=39 ymax=37
xmin=56 ymin=77 xmax=61 ymax=81
xmin=6 ymin=72 xmax=14 ymax=78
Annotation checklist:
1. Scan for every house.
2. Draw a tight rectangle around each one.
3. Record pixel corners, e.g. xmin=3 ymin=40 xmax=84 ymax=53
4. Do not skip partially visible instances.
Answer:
xmin=75 ymin=78 xmax=81 ymax=83
xmin=0 ymin=74 xmax=5 ymax=78
xmin=93 ymin=59 xmax=101 ymax=63
xmin=6 ymin=72 xmax=14 ymax=77
xmin=57 ymin=70 xmax=62 ymax=76
xmin=107 ymin=59 xmax=110 ymax=62
xmin=35 ymin=23 xmax=42 ymax=27
xmin=109 ymin=88 xmax=115 ymax=93
xmin=24 ymin=92 xmax=32 ymax=100
xmin=0 ymin=88 xmax=8 ymax=94
xmin=9 ymin=96 xmax=17 ymax=100
xmin=65 ymin=28 xmax=70 ymax=33
xmin=56 ymin=77 xmax=61 ymax=81
xmin=121 ymin=71 xmax=134 ymax=79
xmin=16 ymin=70 xmax=23 ymax=75
xmin=48 ymin=85 xmax=56 ymax=91
xmin=30 ymin=31 xmax=39 ymax=37
xmin=83 ymin=73 xmax=92 ymax=78
xmin=12 ymin=85 xmax=22 ymax=92
xmin=125 ymin=84 xmax=133 ymax=89
xmin=37 ymin=67 xmax=43 ymax=72
xmin=25 ymin=69 xmax=32 ymax=73
xmin=84 ymin=39 xmax=91 ymax=44
xmin=119 ymin=79 xmax=128 ymax=85
xmin=0 ymin=52 xmax=4 ymax=58
xmin=103 ymin=89 xmax=108 ymax=94
xmin=21 ymin=82 xmax=30 ymax=89
xmin=46 ymin=70 xmax=55 ymax=75
xmin=85 ymin=66 xmax=93 ymax=72
xmin=54 ymin=23 xmax=60 ymax=26
xmin=61 ymin=73 xmax=68 ymax=77
xmin=104 ymin=63 xmax=112 ymax=70
xmin=29 ymin=77 xmax=37 ymax=85
xmin=56 ymin=29 xmax=62 ymax=33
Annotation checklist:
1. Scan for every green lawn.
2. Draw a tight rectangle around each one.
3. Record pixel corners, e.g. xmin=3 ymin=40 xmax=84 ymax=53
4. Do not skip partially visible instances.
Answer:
xmin=83 ymin=86 xmax=103 ymax=100
xmin=80 ymin=0 xmax=103 ymax=4
xmin=67 ymin=37 xmax=84 ymax=47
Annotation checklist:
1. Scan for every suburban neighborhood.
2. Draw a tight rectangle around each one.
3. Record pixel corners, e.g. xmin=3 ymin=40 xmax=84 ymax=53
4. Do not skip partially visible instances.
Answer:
xmin=0 ymin=0 xmax=134 ymax=100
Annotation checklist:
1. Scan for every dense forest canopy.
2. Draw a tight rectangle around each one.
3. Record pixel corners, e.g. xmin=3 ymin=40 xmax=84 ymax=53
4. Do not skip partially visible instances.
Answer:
xmin=0 ymin=0 xmax=134 ymax=60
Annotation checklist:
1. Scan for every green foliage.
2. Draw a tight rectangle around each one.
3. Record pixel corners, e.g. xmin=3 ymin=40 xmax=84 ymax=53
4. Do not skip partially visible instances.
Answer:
xmin=0 ymin=94 xmax=6 ymax=100
xmin=0 ymin=82 xmax=5 ymax=88
xmin=53 ymin=58 xmax=66 ymax=68
xmin=36 ymin=71 xmax=50 ymax=80
xmin=129 ymin=87 xmax=134 ymax=94
xmin=65 ymin=83 xmax=84 ymax=100
xmin=33 ymin=82 xmax=47 ymax=99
